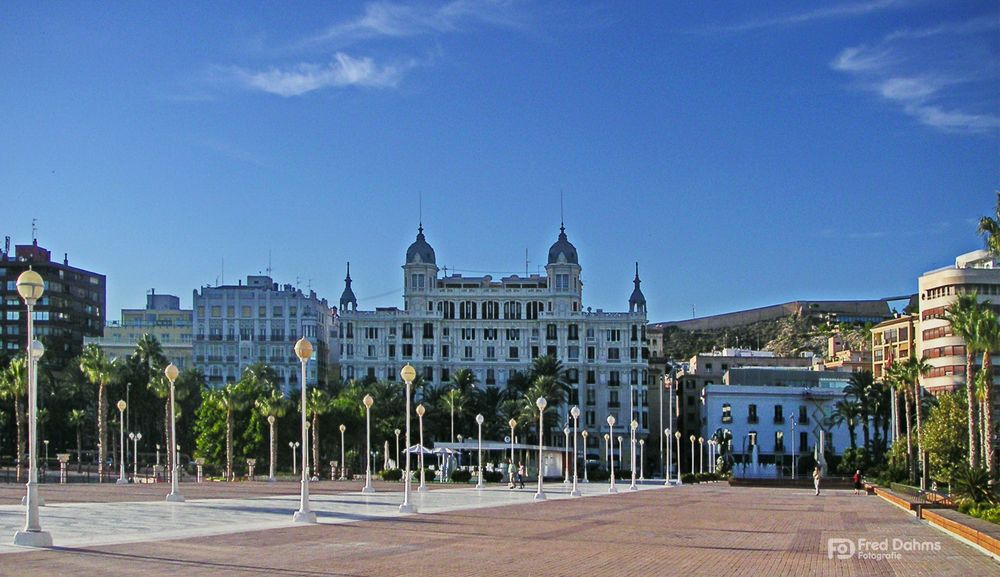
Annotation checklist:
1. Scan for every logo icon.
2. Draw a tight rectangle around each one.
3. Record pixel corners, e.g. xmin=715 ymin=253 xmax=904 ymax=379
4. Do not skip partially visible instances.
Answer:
xmin=828 ymin=538 xmax=855 ymax=560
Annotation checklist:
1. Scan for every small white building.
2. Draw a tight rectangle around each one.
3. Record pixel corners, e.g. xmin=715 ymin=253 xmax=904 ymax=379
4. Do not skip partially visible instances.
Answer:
xmin=702 ymin=368 xmax=856 ymax=474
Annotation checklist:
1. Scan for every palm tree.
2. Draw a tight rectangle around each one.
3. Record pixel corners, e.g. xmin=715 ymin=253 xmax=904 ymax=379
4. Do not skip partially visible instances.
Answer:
xmin=902 ymin=355 xmax=932 ymax=477
xmin=887 ymin=362 xmax=913 ymax=478
xmin=448 ymin=368 xmax=477 ymax=442
xmin=211 ymin=382 xmax=247 ymax=480
xmin=67 ymin=408 xmax=87 ymax=473
xmin=522 ymin=375 xmax=568 ymax=445
xmin=978 ymin=192 xmax=1000 ymax=257
xmin=977 ymin=307 xmax=1000 ymax=475
xmin=79 ymin=344 xmax=118 ymax=482
xmin=844 ymin=370 xmax=874 ymax=452
xmin=472 ymin=385 xmax=508 ymax=439
xmin=255 ymin=389 xmax=287 ymax=478
xmin=947 ymin=293 xmax=984 ymax=468
xmin=306 ymin=388 xmax=332 ymax=478
xmin=830 ymin=399 xmax=861 ymax=450
xmin=0 ymin=358 xmax=27 ymax=481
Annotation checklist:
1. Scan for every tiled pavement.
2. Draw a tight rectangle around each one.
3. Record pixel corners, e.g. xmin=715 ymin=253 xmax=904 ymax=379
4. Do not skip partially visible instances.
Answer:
xmin=0 ymin=481 xmax=996 ymax=576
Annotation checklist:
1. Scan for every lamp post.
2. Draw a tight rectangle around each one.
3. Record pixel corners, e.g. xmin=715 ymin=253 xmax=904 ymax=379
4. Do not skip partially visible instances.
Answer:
xmin=534 ymin=397 xmax=547 ymax=502
xmin=12 ymin=268 xmax=50 ymax=547
xmin=790 ymin=417 xmax=797 ymax=480
xmin=674 ymin=431 xmax=682 ymax=484
xmin=164 ymin=364 xmax=183 ymax=502
xmin=43 ymin=440 xmax=49 ymax=477
xmin=664 ymin=428 xmax=671 ymax=485
xmin=116 ymin=400 xmax=128 ymax=485
xmin=603 ymin=433 xmax=610 ymax=468
xmin=289 ymin=441 xmax=299 ymax=475
xmin=698 ymin=437 xmax=704 ymax=475
xmin=629 ymin=419 xmax=638 ymax=491
xmin=639 ymin=439 xmax=645 ymax=481
xmin=129 ymin=432 xmax=142 ymax=480
xmin=689 ymin=435 xmax=696 ymax=475
xmin=508 ymin=418 xmax=517 ymax=483
xmin=417 ymin=404 xmax=427 ymax=492
xmin=362 ymin=395 xmax=375 ymax=494
xmin=338 ymin=424 xmax=347 ymax=480
xmin=292 ymin=337 xmax=316 ymax=523
xmin=475 ymin=414 xmax=485 ymax=489
xmin=562 ymin=425 xmax=570 ymax=485
xmin=581 ymin=429 xmax=589 ymax=484
xmin=607 ymin=415 xmax=617 ymax=494
xmin=394 ymin=428 xmax=401 ymax=469
xmin=570 ymin=407 xmax=581 ymax=496
xmin=267 ymin=415 xmax=276 ymax=482
xmin=399 ymin=364 xmax=416 ymax=514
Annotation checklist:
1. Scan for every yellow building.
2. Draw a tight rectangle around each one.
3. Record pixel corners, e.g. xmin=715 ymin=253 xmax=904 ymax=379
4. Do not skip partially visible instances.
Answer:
xmin=870 ymin=314 xmax=918 ymax=382
xmin=84 ymin=291 xmax=193 ymax=370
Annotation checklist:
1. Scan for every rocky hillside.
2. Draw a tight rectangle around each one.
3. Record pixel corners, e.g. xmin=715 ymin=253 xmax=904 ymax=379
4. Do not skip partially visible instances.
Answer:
xmin=657 ymin=314 xmax=870 ymax=361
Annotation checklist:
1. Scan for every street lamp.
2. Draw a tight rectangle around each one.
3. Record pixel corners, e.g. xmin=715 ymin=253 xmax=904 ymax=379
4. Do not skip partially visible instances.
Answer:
xmin=508 ymin=418 xmax=517 ymax=474
xmin=603 ymin=433 xmax=610 ymax=468
xmin=43 ymin=440 xmax=49 ymax=476
xmin=663 ymin=428 xmax=671 ymax=485
xmin=12 ymin=267 xmax=50 ymax=547
xmin=292 ymin=337 xmax=316 ymax=523
xmin=417 ymin=404 xmax=427 ymax=492
xmin=674 ymin=431 xmax=682 ymax=484
xmin=580 ymin=429 xmax=589 ymax=484
xmin=629 ymin=419 xmax=638 ymax=491
xmin=698 ymin=437 xmax=704 ymax=475
xmin=116 ymin=400 xmax=128 ymax=485
xmin=267 ymin=415 xmax=277 ymax=482
xmin=639 ymin=439 xmax=645 ymax=480
xmin=689 ymin=435 xmax=696 ymax=476
xmin=562 ymin=425 xmax=570 ymax=485
xmin=164 ymin=363 xmax=183 ymax=502
xmin=534 ymin=397 xmax=547 ymax=502
xmin=289 ymin=441 xmax=299 ymax=475
xmin=339 ymin=424 xmax=347 ymax=480
xmin=362 ymin=395 xmax=375 ymax=494
xmin=394 ymin=428 xmax=401 ymax=468
xmin=129 ymin=432 xmax=142 ymax=480
xmin=399 ymin=364 xmax=416 ymax=514
xmin=570 ymin=406 xmax=581 ymax=496
xmin=607 ymin=415 xmax=617 ymax=494
xmin=475 ymin=414 xmax=485 ymax=489
xmin=790 ymin=417 xmax=797 ymax=480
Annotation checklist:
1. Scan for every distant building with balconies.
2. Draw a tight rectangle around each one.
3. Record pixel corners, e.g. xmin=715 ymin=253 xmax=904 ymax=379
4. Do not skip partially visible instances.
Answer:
xmin=84 ymin=291 xmax=193 ymax=370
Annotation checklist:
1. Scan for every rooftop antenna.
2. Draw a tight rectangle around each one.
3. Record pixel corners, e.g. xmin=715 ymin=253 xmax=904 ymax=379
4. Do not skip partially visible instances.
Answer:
xmin=267 ymin=249 xmax=272 ymax=277
xmin=221 ymin=257 xmax=225 ymax=286
xmin=692 ymin=304 xmax=696 ymax=319
xmin=31 ymin=218 xmax=37 ymax=242
xmin=419 ymin=191 xmax=423 ymax=230
xmin=559 ymin=189 xmax=564 ymax=229
xmin=525 ymin=248 xmax=529 ymax=277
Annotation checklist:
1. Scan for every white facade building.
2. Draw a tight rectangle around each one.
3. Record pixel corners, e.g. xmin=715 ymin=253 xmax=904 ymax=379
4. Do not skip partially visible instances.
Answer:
xmin=702 ymin=368 xmax=855 ymax=474
xmin=192 ymin=275 xmax=336 ymax=390
xmin=337 ymin=224 xmax=650 ymax=458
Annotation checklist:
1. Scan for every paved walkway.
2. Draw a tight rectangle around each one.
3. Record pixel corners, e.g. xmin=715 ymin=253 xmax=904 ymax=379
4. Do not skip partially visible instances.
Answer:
xmin=0 ymin=481 xmax=996 ymax=576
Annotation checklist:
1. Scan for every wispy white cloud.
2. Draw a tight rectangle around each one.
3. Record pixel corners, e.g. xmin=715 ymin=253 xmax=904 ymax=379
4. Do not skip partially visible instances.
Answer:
xmin=301 ymin=0 xmax=524 ymax=46
xmin=720 ymin=0 xmax=906 ymax=32
xmin=830 ymin=16 xmax=999 ymax=133
xmin=233 ymin=53 xmax=409 ymax=96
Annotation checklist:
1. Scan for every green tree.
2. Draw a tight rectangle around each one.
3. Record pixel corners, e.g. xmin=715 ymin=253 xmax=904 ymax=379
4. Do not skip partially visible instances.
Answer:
xmin=830 ymin=400 xmax=861 ymax=450
xmin=0 ymin=358 xmax=27 ymax=481
xmin=306 ymin=388 xmax=332 ymax=478
xmin=67 ymin=408 xmax=86 ymax=473
xmin=255 ymin=389 xmax=287 ymax=477
xmin=901 ymin=354 xmax=932 ymax=479
xmin=844 ymin=370 xmax=874 ymax=453
xmin=210 ymin=382 xmax=248 ymax=480
xmin=79 ymin=344 xmax=118 ymax=482
xmin=447 ymin=368 xmax=477 ymax=442
xmin=947 ymin=293 xmax=985 ymax=469
xmin=977 ymin=191 xmax=1000 ymax=258
xmin=975 ymin=307 xmax=999 ymax=475
xmin=887 ymin=362 xmax=914 ymax=479
xmin=921 ymin=392 xmax=969 ymax=485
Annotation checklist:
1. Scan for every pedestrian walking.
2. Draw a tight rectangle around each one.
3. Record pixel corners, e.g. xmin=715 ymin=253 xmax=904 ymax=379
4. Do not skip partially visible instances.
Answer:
xmin=853 ymin=469 xmax=862 ymax=495
xmin=507 ymin=459 xmax=515 ymax=489
xmin=813 ymin=465 xmax=821 ymax=496
xmin=517 ymin=462 xmax=525 ymax=489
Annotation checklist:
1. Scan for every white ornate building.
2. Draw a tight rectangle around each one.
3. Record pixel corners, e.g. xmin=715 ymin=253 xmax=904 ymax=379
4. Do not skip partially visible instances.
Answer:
xmin=337 ymin=224 xmax=650 ymax=459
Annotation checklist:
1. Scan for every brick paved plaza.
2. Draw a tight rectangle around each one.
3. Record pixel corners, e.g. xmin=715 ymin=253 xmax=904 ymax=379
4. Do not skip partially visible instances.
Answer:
xmin=0 ymin=482 xmax=996 ymax=576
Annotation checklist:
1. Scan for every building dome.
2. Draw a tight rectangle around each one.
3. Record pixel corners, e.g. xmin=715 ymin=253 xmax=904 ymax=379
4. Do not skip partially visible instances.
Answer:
xmin=547 ymin=224 xmax=578 ymax=265
xmin=339 ymin=262 xmax=357 ymax=311
xmin=629 ymin=262 xmax=646 ymax=310
xmin=406 ymin=225 xmax=436 ymax=265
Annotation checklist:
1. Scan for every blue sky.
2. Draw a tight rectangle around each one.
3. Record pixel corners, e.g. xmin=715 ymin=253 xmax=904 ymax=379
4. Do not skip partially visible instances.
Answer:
xmin=1 ymin=1 xmax=996 ymax=323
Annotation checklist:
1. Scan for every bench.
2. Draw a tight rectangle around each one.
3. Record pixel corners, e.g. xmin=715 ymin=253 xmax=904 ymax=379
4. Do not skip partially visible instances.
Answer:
xmin=923 ymin=508 xmax=1000 ymax=558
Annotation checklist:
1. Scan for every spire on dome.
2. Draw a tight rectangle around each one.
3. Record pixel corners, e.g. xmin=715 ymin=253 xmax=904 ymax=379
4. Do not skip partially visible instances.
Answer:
xmin=547 ymin=222 xmax=578 ymax=265
xmin=339 ymin=262 xmax=357 ymax=311
xmin=629 ymin=261 xmax=646 ymax=313
xmin=406 ymin=223 xmax=436 ymax=265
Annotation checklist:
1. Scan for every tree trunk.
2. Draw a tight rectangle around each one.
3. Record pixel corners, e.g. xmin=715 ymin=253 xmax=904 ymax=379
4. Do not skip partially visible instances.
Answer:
xmin=98 ymin=383 xmax=107 ymax=483
xmin=913 ymin=378 xmax=923 ymax=469
xmin=967 ymin=350 xmax=980 ymax=469
xmin=861 ymin=407 xmax=871 ymax=454
xmin=983 ymin=350 xmax=994 ymax=475
xmin=226 ymin=410 xmax=233 ymax=481
xmin=76 ymin=426 xmax=83 ymax=474
xmin=311 ymin=413 xmax=319 ymax=479
xmin=904 ymin=389 xmax=914 ymax=483
xmin=14 ymin=394 xmax=23 ymax=482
